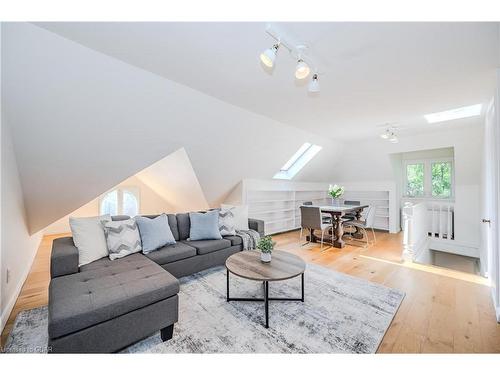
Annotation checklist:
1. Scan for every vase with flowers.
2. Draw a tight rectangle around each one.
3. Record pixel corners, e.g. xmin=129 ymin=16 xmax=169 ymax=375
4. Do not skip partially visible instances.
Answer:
xmin=328 ymin=184 xmax=345 ymax=206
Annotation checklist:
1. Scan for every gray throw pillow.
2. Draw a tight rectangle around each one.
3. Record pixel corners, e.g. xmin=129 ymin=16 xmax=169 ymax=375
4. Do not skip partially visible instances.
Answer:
xmin=135 ymin=214 xmax=176 ymax=253
xmin=102 ymin=219 xmax=142 ymax=260
xmin=218 ymin=207 xmax=236 ymax=236
xmin=189 ymin=211 xmax=222 ymax=241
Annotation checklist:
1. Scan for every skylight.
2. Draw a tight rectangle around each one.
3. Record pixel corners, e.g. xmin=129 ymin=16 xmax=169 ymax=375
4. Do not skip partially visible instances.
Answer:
xmin=424 ymin=104 xmax=482 ymax=124
xmin=273 ymin=143 xmax=322 ymax=180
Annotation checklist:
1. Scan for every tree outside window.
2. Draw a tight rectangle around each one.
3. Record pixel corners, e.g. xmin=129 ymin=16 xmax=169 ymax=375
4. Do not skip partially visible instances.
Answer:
xmin=406 ymin=163 xmax=425 ymax=197
xmin=404 ymin=158 xmax=453 ymax=199
xmin=431 ymin=161 xmax=452 ymax=198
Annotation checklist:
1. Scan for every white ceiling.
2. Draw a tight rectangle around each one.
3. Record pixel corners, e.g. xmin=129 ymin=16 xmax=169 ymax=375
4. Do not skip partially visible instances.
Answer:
xmin=36 ymin=22 xmax=500 ymax=140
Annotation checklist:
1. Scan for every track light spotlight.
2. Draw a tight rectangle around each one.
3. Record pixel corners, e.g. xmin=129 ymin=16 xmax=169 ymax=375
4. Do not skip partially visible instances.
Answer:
xmin=389 ymin=133 xmax=399 ymax=143
xmin=295 ymin=59 xmax=310 ymax=79
xmin=380 ymin=129 xmax=390 ymax=139
xmin=260 ymin=43 xmax=280 ymax=68
xmin=308 ymin=74 xmax=320 ymax=93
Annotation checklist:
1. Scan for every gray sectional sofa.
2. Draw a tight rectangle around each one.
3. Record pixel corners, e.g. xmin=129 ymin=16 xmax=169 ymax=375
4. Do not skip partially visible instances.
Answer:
xmin=48 ymin=213 xmax=264 ymax=353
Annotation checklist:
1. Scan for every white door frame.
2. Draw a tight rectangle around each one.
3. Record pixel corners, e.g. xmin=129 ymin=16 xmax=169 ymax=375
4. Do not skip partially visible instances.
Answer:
xmin=482 ymin=71 xmax=500 ymax=322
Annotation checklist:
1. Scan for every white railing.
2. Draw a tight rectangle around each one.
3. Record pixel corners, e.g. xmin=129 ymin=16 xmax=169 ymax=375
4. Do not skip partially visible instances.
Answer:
xmin=427 ymin=201 xmax=454 ymax=240
xmin=402 ymin=202 xmax=429 ymax=261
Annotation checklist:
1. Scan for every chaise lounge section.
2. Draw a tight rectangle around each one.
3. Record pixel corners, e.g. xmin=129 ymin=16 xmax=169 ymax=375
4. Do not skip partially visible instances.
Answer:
xmin=48 ymin=213 xmax=264 ymax=353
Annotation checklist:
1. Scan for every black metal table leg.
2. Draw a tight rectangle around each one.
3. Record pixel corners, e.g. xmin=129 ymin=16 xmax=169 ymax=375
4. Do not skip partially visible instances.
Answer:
xmin=264 ymin=281 xmax=269 ymax=328
xmin=226 ymin=269 xmax=229 ymax=302
xmin=301 ymin=273 xmax=304 ymax=302
xmin=226 ymin=273 xmax=305 ymax=329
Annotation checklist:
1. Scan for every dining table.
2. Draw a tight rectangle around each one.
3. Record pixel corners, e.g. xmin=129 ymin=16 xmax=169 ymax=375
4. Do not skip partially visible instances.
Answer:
xmin=307 ymin=204 xmax=368 ymax=248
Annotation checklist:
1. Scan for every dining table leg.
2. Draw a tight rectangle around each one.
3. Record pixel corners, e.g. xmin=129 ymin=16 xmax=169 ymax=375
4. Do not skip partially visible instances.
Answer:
xmin=352 ymin=208 xmax=365 ymax=240
xmin=332 ymin=213 xmax=345 ymax=248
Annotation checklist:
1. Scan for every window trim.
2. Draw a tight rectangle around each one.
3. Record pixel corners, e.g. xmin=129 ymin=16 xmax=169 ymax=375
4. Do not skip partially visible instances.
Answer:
xmin=99 ymin=186 xmax=141 ymax=216
xmin=403 ymin=157 xmax=454 ymax=200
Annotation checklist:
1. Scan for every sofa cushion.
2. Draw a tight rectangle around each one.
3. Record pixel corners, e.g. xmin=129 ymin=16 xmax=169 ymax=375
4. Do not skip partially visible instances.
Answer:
xmin=49 ymin=253 xmax=179 ymax=339
xmin=143 ymin=242 xmax=197 ymax=265
xmin=69 ymin=214 xmax=112 ymax=267
xmin=103 ymin=219 xmax=142 ymax=260
xmin=223 ymin=235 xmax=243 ymax=246
xmin=189 ymin=211 xmax=222 ymax=241
xmin=135 ymin=214 xmax=176 ymax=253
xmin=176 ymin=213 xmax=190 ymax=240
xmin=182 ymin=239 xmax=232 ymax=255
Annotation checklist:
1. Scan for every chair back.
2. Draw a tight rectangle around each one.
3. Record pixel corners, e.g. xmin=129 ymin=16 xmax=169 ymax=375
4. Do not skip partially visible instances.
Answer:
xmin=300 ymin=206 xmax=323 ymax=230
xmin=344 ymin=200 xmax=361 ymax=206
xmin=302 ymin=201 xmax=313 ymax=205
xmin=364 ymin=206 xmax=377 ymax=228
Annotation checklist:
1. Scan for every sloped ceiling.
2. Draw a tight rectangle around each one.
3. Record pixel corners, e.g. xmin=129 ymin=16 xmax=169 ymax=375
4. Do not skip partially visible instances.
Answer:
xmin=35 ymin=22 xmax=499 ymax=140
xmin=135 ymin=147 xmax=209 ymax=212
xmin=2 ymin=23 xmax=344 ymax=233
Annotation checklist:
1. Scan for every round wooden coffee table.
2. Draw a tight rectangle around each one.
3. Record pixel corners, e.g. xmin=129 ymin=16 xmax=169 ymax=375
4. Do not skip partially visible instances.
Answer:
xmin=225 ymin=250 xmax=306 ymax=328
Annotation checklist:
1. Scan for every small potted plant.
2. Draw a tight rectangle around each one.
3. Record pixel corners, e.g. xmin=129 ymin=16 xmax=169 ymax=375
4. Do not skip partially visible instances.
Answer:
xmin=257 ymin=236 xmax=275 ymax=263
xmin=328 ymin=184 xmax=345 ymax=206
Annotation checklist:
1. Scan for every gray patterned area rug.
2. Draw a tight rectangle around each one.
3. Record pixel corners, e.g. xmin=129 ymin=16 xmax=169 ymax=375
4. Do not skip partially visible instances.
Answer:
xmin=4 ymin=263 xmax=404 ymax=354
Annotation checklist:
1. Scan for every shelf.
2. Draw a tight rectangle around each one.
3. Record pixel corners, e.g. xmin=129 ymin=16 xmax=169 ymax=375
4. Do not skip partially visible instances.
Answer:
xmin=248 ymin=199 xmax=295 ymax=203
xmin=250 ymin=208 xmax=295 ymax=215
xmin=265 ymin=218 xmax=295 ymax=225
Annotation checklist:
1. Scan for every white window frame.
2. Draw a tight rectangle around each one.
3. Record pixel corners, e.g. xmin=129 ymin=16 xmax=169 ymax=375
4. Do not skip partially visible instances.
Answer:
xmin=403 ymin=157 xmax=454 ymax=200
xmin=99 ymin=186 xmax=141 ymax=216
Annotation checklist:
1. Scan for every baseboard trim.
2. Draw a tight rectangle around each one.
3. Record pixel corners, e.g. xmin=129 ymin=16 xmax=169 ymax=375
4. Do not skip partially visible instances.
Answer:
xmin=0 ymin=238 xmax=41 ymax=334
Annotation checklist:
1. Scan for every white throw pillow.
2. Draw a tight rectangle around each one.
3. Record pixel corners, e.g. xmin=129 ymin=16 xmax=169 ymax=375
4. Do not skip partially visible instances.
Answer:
xmin=221 ymin=204 xmax=249 ymax=230
xmin=70 ymin=215 xmax=111 ymax=267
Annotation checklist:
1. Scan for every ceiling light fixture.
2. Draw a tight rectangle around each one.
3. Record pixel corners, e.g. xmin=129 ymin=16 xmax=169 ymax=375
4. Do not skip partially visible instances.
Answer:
xmin=259 ymin=25 xmax=322 ymax=96
xmin=295 ymin=59 xmax=310 ymax=79
xmin=308 ymin=74 xmax=320 ymax=93
xmin=260 ymin=43 xmax=280 ymax=68
xmin=379 ymin=125 xmax=399 ymax=143
xmin=389 ymin=133 xmax=399 ymax=143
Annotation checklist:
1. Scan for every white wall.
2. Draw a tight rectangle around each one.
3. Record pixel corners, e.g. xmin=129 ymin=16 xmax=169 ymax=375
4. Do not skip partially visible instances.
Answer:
xmin=135 ymin=147 xmax=209 ymax=213
xmin=335 ymin=122 xmax=483 ymax=251
xmin=3 ymin=23 xmax=344 ymax=234
xmin=43 ymin=175 xmax=174 ymax=235
xmin=0 ymin=121 xmax=43 ymax=331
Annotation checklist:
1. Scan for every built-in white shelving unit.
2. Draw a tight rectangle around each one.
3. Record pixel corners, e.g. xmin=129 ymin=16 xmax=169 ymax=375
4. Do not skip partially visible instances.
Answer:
xmin=224 ymin=179 xmax=399 ymax=236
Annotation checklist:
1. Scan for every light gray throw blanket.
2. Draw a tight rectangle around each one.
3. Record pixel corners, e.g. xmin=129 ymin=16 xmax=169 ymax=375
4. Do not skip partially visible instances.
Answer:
xmin=235 ymin=229 xmax=261 ymax=250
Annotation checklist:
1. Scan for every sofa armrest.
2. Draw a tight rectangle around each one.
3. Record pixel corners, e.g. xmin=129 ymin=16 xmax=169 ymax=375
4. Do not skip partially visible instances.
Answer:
xmin=248 ymin=218 xmax=265 ymax=237
xmin=51 ymin=237 xmax=79 ymax=278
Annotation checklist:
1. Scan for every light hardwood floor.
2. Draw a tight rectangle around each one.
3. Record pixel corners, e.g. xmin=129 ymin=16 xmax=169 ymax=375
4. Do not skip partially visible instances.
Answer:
xmin=2 ymin=230 xmax=500 ymax=353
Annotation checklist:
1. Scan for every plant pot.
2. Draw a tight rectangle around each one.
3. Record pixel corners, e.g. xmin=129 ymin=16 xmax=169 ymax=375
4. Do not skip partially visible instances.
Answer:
xmin=261 ymin=252 xmax=272 ymax=263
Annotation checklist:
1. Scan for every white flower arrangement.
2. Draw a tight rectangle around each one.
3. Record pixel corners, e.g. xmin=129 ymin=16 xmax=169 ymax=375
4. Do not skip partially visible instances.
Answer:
xmin=328 ymin=184 xmax=345 ymax=199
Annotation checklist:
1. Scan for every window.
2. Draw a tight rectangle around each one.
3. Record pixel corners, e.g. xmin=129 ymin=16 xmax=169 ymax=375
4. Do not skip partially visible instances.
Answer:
xmin=431 ymin=161 xmax=452 ymax=198
xmin=100 ymin=187 xmax=140 ymax=216
xmin=405 ymin=163 xmax=425 ymax=197
xmin=403 ymin=158 xmax=454 ymax=199
xmin=273 ymin=143 xmax=322 ymax=180
xmin=424 ymin=104 xmax=482 ymax=124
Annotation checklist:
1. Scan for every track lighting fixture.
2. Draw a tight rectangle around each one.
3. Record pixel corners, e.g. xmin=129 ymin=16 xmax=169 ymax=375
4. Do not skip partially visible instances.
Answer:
xmin=308 ymin=74 xmax=320 ymax=93
xmin=259 ymin=25 xmax=322 ymax=96
xmin=295 ymin=59 xmax=310 ymax=80
xmin=380 ymin=126 xmax=399 ymax=143
xmin=260 ymin=43 xmax=280 ymax=68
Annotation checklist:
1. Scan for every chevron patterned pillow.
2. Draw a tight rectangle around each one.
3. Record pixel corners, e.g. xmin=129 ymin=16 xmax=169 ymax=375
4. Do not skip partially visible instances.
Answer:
xmin=103 ymin=219 xmax=142 ymax=260
xmin=219 ymin=207 xmax=236 ymax=236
